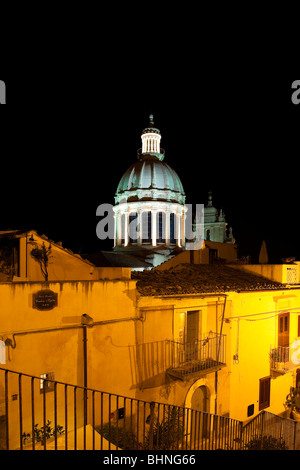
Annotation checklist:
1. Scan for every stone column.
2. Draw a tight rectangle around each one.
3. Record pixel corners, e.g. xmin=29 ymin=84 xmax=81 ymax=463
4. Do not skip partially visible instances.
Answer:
xmin=165 ymin=209 xmax=170 ymax=246
xmin=113 ymin=212 xmax=117 ymax=248
xmin=181 ymin=210 xmax=185 ymax=248
xmin=176 ymin=213 xmax=181 ymax=248
xmin=137 ymin=209 xmax=142 ymax=245
xmin=124 ymin=212 xmax=129 ymax=247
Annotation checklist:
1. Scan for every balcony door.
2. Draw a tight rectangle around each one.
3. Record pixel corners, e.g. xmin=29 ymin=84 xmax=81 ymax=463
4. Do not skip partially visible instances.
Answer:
xmin=278 ymin=312 xmax=289 ymax=347
xmin=278 ymin=312 xmax=289 ymax=363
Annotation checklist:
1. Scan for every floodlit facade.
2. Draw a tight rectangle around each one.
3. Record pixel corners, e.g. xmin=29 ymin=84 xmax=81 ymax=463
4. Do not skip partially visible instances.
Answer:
xmin=132 ymin=264 xmax=300 ymax=422
xmin=1 ymin=244 xmax=300 ymax=449
xmin=202 ymin=191 xmax=235 ymax=244
xmin=0 ymin=117 xmax=299 ymax=449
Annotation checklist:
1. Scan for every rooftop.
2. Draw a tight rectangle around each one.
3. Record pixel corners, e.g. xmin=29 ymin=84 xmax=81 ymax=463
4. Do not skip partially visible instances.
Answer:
xmin=132 ymin=264 xmax=286 ymax=296
xmin=83 ymin=251 xmax=152 ymax=268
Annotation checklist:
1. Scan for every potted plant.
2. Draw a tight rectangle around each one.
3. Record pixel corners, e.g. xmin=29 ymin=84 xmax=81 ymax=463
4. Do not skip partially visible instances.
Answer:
xmin=285 ymin=386 xmax=300 ymax=422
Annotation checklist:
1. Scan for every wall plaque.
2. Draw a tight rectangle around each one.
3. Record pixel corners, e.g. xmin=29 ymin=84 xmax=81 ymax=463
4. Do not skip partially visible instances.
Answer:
xmin=33 ymin=289 xmax=58 ymax=310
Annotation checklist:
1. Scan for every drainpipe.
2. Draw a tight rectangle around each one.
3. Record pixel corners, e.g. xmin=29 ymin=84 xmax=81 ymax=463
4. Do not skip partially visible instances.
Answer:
xmin=215 ymin=295 xmax=227 ymax=415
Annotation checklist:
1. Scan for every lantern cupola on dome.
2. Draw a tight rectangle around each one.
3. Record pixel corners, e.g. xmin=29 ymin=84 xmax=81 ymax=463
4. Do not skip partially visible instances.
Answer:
xmin=140 ymin=114 xmax=163 ymax=160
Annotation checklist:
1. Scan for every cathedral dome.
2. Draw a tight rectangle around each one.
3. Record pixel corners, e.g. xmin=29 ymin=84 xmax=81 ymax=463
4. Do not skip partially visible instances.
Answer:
xmin=113 ymin=115 xmax=187 ymax=258
xmin=115 ymin=156 xmax=185 ymax=205
xmin=115 ymin=115 xmax=185 ymax=205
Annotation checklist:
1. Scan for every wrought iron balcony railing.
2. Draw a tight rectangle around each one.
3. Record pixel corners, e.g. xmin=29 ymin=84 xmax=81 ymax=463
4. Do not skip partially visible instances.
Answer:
xmin=270 ymin=341 xmax=300 ymax=374
xmin=167 ymin=333 xmax=226 ymax=380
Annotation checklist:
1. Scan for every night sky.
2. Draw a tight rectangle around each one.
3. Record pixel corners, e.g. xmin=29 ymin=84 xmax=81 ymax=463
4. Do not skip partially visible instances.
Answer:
xmin=1 ymin=70 xmax=298 ymax=263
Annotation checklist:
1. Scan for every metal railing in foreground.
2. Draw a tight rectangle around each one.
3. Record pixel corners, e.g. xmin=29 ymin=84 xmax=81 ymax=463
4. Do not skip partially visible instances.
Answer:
xmin=243 ymin=410 xmax=300 ymax=450
xmin=0 ymin=367 xmax=243 ymax=450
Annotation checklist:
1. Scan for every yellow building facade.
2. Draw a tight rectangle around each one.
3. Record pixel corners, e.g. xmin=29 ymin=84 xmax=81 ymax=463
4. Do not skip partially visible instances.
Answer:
xmin=1 ymin=232 xmax=300 ymax=448
xmin=132 ymin=264 xmax=300 ymax=423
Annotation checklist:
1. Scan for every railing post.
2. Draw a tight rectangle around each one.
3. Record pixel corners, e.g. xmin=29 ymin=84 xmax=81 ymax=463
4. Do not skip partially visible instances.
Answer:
xmin=31 ymin=377 xmax=35 ymax=450
xmin=239 ymin=421 xmax=244 ymax=450
xmin=260 ymin=410 xmax=265 ymax=450
xmin=5 ymin=370 xmax=9 ymax=450
xmin=19 ymin=374 xmax=23 ymax=450
xmin=148 ymin=401 xmax=155 ymax=450
xmin=43 ymin=379 xmax=46 ymax=450
xmin=83 ymin=325 xmax=88 ymax=427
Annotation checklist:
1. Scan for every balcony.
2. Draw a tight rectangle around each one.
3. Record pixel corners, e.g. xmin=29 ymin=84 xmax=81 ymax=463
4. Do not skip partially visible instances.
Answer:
xmin=167 ymin=334 xmax=226 ymax=380
xmin=270 ymin=341 xmax=300 ymax=375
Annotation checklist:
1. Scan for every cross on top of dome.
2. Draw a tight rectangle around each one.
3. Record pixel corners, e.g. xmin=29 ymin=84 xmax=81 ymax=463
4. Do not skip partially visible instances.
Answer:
xmin=149 ymin=114 xmax=154 ymax=126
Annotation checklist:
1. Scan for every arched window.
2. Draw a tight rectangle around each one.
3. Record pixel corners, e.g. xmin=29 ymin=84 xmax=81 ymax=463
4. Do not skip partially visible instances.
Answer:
xmin=157 ymin=212 xmax=166 ymax=243
xmin=129 ymin=213 xmax=138 ymax=243
xmin=142 ymin=212 xmax=151 ymax=243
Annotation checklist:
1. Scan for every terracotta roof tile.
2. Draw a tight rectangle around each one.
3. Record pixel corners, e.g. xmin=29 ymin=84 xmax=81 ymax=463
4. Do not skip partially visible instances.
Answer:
xmin=132 ymin=264 xmax=285 ymax=296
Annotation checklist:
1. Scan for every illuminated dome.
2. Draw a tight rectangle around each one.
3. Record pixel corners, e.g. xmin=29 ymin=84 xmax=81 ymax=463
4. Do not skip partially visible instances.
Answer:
xmin=115 ymin=115 xmax=185 ymax=205
xmin=115 ymin=157 xmax=185 ymax=205
xmin=113 ymin=115 xmax=187 ymax=257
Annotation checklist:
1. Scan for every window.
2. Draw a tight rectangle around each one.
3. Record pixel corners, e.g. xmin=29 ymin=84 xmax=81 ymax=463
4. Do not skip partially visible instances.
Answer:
xmin=259 ymin=377 xmax=271 ymax=410
xmin=110 ymin=407 xmax=125 ymax=420
xmin=170 ymin=213 xmax=176 ymax=244
xmin=296 ymin=369 xmax=300 ymax=389
xmin=286 ymin=267 xmax=298 ymax=284
xmin=120 ymin=214 xmax=126 ymax=244
xmin=247 ymin=404 xmax=254 ymax=417
xmin=142 ymin=212 xmax=151 ymax=243
xmin=0 ymin=340 xmax=5 ymax=365
xmin=278 ymin=312 xmax=289 ymax=347
xmin=157 ymin=212 xmax=166 ymax=243
xmin=129 ymin=213 xmax=138 ymax=243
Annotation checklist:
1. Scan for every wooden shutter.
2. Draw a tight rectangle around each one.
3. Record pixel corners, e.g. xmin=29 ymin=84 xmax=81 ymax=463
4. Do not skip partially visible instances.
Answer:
xmin=278 ymin=312 xmax=289 ymax=347
xmin=296 ymin=369 xmax=300 ymax=390
xmin=259 ymin=377 xmax=271 ymax=411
